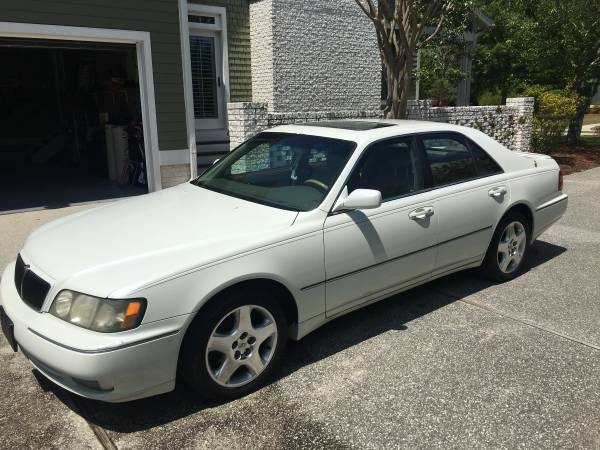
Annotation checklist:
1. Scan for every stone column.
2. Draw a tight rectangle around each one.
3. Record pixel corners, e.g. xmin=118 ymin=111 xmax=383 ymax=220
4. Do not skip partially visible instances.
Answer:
xmin=506 ymin=97 xmax=535 ymax=152
xmin=249 ymin=0 xmax=380 ymax=113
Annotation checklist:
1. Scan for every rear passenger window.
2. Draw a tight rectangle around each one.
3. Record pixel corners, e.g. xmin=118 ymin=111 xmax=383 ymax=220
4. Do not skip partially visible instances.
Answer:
xmin=468 ymin=141 xmax=503 ymax=176
xmin=422 ymin=135 xmax=477 ymax=186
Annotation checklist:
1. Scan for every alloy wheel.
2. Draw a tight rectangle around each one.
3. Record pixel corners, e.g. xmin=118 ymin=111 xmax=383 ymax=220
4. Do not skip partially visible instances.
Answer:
xmin=497 ymin=221 xmax=527 ymax=274
xmin=205 ymin=305 xmax=278 ymax=387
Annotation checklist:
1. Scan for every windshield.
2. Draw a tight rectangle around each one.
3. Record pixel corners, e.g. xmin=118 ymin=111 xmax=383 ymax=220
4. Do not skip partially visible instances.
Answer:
xmin=192 ymin=133 xmax=356 ymax=211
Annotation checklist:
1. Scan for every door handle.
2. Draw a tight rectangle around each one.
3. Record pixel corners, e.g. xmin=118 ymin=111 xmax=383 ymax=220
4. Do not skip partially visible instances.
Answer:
xmin=488 ymin=186 xmax=507 ymax=198
xmin=217 ymin=76 xmax=222 ymax=87
xmin=409 ymin=206 xmax=434 ymax=220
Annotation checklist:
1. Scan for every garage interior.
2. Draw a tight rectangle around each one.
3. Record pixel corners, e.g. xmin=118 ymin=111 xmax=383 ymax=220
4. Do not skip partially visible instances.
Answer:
xmin=0 ymin=39 xmax=148 ymax=214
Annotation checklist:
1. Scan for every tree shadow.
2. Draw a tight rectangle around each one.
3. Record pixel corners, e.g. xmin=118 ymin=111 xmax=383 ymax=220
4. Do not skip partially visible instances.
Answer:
xmin=45 ymin=239 xmax=566 ymax=433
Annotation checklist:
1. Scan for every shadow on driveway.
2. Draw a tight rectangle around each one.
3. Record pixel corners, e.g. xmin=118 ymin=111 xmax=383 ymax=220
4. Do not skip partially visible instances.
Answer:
xmin=39 ymin=240 xmax=566 ymax=433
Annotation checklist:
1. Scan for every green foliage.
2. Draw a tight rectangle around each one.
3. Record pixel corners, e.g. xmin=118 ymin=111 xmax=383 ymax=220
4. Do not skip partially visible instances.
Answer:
xmin=472 ymin=0 xmax=600 ymax=143
xmin=413 ymin=2 xmax=475 ymax=105
xmin=417 ymin=37 xmax=464 ymax=104
xmin=477 ymin=91 xmax=502 ymax=105
xmin=471 ymin=0 xmax=546 ymax=102
xmin=426 ymin=79 xmax=457 ymax=104
xmin=521 ymin=85 xmax=580 ymax=152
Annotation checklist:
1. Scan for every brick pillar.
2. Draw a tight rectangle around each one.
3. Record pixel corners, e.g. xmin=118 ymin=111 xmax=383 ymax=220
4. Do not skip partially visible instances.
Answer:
xmin=506 ymin=97 xmax=535 ymax=152
xmin=227 ymin=102 xmax=269 ymax=148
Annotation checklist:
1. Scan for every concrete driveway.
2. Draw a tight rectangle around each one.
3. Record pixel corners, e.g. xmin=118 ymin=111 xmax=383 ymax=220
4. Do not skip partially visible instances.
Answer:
xmin=1 ymin=169 xmax=599 ymax=449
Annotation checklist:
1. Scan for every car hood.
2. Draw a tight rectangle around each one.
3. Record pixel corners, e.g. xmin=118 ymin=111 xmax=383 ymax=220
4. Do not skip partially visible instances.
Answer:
xmin=21 ymin=183 xmax=298 ymax=297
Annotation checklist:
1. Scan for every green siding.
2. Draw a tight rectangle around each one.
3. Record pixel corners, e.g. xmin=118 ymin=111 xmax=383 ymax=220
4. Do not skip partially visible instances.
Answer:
xmin=190 ymin=0 xmax=252 ymax=102
xmin=1 ymin=0 xmax=188 ymax=151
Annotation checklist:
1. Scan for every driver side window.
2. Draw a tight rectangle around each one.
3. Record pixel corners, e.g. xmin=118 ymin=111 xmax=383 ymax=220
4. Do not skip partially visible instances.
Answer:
xmin=347 ymin=137 xmax=426 ymax=201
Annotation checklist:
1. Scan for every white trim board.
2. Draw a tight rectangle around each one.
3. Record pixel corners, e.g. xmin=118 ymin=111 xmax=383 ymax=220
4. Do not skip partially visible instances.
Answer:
xmin=178 ymin=0 xmax=198 ymax=179
xmin=179 ymin=2 xmax=230 ymax=168
xmin=0 ymin=21 xmax=163 ymax=191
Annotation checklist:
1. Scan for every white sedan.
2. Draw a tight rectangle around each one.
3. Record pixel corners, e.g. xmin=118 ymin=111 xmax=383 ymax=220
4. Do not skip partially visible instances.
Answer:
xmin=0 ymin=120 xmax=567 ymax=402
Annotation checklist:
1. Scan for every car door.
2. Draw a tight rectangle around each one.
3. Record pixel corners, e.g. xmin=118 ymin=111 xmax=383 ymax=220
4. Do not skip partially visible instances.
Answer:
xmin=419 ymin=133 xmax=509 ymax=276
xmin=324 ymin=136 xmax=439 ymax=316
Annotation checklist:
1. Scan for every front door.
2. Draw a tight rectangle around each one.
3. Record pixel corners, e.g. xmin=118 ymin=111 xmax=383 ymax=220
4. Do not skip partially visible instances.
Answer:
xmin=324 ymin=136 xmax=439 ymax=316
xmin=188 ymin=14 xmax=228 ymax=142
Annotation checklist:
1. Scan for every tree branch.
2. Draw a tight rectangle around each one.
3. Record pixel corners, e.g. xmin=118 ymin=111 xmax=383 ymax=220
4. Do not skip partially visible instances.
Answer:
xmin=420 ymin=11 xmax=446 ymax=48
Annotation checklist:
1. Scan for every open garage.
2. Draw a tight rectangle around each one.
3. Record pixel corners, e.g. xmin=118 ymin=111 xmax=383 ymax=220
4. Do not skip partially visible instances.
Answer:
xmin=0 ymin=38 xmax=150 ymax=213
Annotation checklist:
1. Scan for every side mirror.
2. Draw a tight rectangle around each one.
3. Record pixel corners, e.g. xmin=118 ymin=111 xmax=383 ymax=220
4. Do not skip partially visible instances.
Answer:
xmin=333 ymin=188 xmax=382 ymax=213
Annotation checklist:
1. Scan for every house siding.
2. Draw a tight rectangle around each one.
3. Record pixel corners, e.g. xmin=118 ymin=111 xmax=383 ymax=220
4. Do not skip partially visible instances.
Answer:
xmin=1 ymin=0 xmax=188 ymax=151
xmin=189 ymin=0 xmax=252 ymax=103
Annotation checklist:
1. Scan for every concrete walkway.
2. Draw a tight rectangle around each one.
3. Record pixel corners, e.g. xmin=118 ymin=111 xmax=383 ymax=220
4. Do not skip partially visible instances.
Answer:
xmin=581 ymin=123 xmax=600 ymax=136
xmin=1 ymin=168 xmax=599 ymax=449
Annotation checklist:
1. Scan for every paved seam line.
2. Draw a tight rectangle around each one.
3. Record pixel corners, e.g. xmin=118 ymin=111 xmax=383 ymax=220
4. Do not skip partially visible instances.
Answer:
xmin=432 ymin=288 xmax=600 ymax=352
xmin=65 ymin=394 xmax=118 ymax=450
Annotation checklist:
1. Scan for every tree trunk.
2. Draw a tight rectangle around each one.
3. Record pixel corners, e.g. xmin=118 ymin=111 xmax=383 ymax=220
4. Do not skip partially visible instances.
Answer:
xmin=567 ymin=96 xmax=590 ymax=147
xmin=383 ymin=53 xmax=413 ymax=119
xmin=500 ymin=87 xmax=508 ymax=105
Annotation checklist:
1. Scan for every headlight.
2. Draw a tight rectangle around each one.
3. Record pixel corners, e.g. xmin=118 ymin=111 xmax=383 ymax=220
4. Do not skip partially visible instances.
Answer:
xmin=49 ymin=290 xmax=146 ymax=332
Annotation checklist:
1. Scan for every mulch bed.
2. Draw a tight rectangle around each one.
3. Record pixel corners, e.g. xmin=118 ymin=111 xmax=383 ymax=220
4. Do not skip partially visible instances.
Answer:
xmin=548 ymin=142 xmax=600 ymax=175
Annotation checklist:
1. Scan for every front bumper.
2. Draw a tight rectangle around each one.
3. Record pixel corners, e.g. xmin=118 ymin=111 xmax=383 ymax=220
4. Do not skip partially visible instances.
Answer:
xmin=1 ymin=261 xmax=189 ymax=402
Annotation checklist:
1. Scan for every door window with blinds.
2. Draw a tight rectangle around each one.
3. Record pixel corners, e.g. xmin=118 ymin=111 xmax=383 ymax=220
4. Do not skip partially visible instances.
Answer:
xmin=189 ymin=34 xmax=218 ymax=119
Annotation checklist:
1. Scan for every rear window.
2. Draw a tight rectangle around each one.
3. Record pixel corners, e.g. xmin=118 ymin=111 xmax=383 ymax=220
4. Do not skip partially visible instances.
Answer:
xmin=421 ymin=135 xmax=478 ymax=186
xmin=468 ymin=140 xmax=503 ymax=176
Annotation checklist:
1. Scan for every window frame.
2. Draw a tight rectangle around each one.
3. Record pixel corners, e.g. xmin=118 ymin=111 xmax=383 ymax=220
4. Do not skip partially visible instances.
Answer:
xmin=330 ymin=131 xmax=505 ymax=215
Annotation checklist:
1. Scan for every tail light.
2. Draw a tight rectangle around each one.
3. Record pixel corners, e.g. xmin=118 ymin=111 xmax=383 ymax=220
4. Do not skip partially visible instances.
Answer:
xmin=558 ymin=170 xmax=563 ymax=191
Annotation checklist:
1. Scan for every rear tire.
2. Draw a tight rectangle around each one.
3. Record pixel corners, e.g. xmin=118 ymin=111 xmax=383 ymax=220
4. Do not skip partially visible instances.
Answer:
xmin=179 ymin=287 xmax=287 ymax=401
xmin=481 ymin=211 xmax=531 ymax=282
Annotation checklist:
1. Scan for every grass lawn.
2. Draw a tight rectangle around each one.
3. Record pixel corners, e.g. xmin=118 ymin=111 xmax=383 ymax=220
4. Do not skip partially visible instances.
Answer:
xmin=583 ymin=114 xmax=600 ymax=125
xmin=581 ymin=135 xmax=600 ymax=145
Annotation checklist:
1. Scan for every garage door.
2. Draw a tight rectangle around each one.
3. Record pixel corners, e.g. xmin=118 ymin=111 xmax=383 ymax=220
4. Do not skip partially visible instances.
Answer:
xmin=0 ymin=38 xmax=149 ymax=213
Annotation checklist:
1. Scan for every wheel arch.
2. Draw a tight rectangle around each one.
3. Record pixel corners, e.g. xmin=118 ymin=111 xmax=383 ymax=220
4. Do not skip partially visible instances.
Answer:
xmin=485 ymin=201 xmax=536 ymax=257
xmin=502 ymin=201 xmax=535 ymax=235
xmin=182 ymin=276 xmax=299 ymax=338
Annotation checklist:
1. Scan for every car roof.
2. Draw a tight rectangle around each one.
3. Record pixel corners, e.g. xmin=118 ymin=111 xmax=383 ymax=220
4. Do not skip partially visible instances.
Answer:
xmin=265 ymin=119 xmax=470 ymax=144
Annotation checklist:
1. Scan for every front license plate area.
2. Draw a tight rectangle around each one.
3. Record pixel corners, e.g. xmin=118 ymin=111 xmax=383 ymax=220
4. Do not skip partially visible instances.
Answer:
xmin=0 ymin=306 xmax=17 ymax=352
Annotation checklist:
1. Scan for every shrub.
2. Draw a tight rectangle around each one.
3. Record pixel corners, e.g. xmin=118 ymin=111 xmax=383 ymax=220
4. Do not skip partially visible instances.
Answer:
xmin=478 ymin=91 xmax=502 ymax=106
xmin=521 ymin=85 xmax=579 ymax=152
xmin=425 ymin=79 xmax=457 ymax=106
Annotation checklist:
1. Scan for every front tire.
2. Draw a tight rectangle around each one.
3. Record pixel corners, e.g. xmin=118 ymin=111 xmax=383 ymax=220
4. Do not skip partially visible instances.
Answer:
xmin=481 ymin=212 xmax=531 ymax=282
xmin=180 ymin=288 xmax=287 ymax=401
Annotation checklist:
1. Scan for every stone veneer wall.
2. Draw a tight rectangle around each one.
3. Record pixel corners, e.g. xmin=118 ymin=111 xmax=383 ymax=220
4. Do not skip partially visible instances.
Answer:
xmin=228 ymin=97 xmax=535 ymax=152
xmin=160 ymin=164 xmax=191 ymax=188
xmin=228 ymin=103 xmax=380 ymax=148
xmin=249 ymin=0 xmax=380 ymax=113
xmin=406 ymin=97 xmax=535 ymax=152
